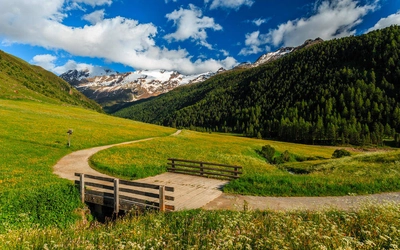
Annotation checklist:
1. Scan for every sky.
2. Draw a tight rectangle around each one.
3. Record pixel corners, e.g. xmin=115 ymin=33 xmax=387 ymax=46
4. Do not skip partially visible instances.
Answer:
xmin=0 ymin=0 xmax=399 ymax=75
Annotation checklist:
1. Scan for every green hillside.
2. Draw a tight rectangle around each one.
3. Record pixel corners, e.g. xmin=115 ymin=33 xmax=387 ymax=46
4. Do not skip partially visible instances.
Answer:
xmin=0 ymin=50 xmax=102 ymax=112
xmin=115 ymin=26 xmax=400 ymax=146
xmin=0 ymin=51 xmax=176 ymax=231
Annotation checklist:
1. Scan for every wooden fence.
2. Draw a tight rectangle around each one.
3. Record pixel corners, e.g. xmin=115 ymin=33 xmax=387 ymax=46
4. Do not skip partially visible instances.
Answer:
xmin=167 ymin=158 xmax=242 ymax=180
xmin=75 ymin=173 xmax=175 ymax=212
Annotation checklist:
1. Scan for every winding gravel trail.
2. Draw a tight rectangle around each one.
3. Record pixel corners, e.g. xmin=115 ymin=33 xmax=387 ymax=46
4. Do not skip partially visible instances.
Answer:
xmin=53 ymin=129 xmax=400 ymax=211
xmin=53 ymin=130 xmax=181 ymax=181
xmin=202 ymin=192 xmax=400 ymax=211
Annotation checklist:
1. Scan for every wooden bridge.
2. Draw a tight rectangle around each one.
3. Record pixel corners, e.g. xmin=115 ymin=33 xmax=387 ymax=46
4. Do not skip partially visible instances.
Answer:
xmin=75 ymin=159 xmax=242 ymax=213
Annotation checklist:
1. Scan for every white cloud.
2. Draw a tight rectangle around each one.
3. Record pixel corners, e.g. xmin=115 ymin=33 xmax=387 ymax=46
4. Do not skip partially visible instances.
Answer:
xmin=72 ymin=0 xmax=112 ymax=7
xmin=52 ymin=59 xmax=100 ymax=75
xmin=220 ymin=49 xmax=229 ymax=56
xmin=32 ymin=55 xmax=113 ymax=75
xmin=83 ymin=9 xmax=105 ymax=24
xmin=164 ymin=4 xmax=222 ymax=49
xmin=239 ymin=0 xmax=378 ymax=55
xmin=0 ymin=0 xmax=236 ymax=75
xmin=368 ymin=11 xmax=400 ymax=32
xmin=205 ymin=0 xmax=254 ymax=10
xmin=252 ymin=18 xmax=269 ymax=27
xmin=32 ymin=54 xmax=57 ymax=70
xmin=238 ymin=31 xmax=264 ymax=56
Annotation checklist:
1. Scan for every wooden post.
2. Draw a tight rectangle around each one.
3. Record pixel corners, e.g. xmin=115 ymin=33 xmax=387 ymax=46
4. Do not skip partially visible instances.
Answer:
xmin=159 ymin=185 xmax=165 ymax=212
xmin=200 ymin=163 xmax=204 ymax=176
xmin=114 ymin=178 xmax=120 ymax=214
xmin=171 ymin=159 xmax=175 ymax=172
xmin=80 ymin=174 xmax=85 ymax=203
xmin=234 ymin=167 xmax=238 ymax=178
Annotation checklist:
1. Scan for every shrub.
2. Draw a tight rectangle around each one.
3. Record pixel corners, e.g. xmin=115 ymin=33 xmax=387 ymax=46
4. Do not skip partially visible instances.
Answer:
xmin=261 ymin=145 xmax=275 ymax=163
xmin=332 ymin=149 xmax=351 ymax=158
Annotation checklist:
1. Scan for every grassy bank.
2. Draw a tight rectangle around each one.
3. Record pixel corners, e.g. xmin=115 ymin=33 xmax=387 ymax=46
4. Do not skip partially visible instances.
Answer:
xmin=0 ymin=99 xmax=175 ymax=231
xmin=90 ymin=130 xmax=334 ymax=179
xmin=1 ymin=203 xmax=399 ymax=249
xmin=91 ymin=130 xmax=400 ymax=196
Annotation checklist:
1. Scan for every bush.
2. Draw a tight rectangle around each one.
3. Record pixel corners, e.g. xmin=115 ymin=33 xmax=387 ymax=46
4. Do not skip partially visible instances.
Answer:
xmin=260 ymin=145 xmax=275 ymax=163
xmin=332 ymin=149 xmax=351 ymax=158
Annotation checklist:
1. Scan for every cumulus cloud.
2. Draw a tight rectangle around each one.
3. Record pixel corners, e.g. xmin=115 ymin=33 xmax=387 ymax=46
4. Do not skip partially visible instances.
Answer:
xmin=83 ymin=9 xmax=105 ymax=24
xmin=32 ymin=54 xmax=57 ymax=70
xmin=239 ymin=0 xmax=378 ymax=55
xmin=164 ymin=4 xmax=222 ymax=49
xmin=0 ymin=0 xmax=236 ymax=75
xmin=238 ymin=31 xmax=264 ymax=56
xmin=205 ymin=0 xmax=254 ymax=10
xmin=368 ymin=11 xmax=400 ymax=32
xmin=52 ymin=59 xmax=102 ymax=75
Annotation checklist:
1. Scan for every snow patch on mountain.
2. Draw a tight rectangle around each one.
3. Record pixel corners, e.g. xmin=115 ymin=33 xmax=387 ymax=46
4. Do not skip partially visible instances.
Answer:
xmin=60 ymin=68 xmax=222 ymax=106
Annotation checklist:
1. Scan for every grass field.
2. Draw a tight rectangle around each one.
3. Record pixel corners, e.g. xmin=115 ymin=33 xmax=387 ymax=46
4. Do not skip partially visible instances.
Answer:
xmin=1 ymin=203 xmax=399 ymax=249
xmin=91 ymin=130 xmax=400 ymax=196
xmin=0 ymin=99 xmax=175 ymax=232
xmin=1 ymin=99 xmax=400 ymax=248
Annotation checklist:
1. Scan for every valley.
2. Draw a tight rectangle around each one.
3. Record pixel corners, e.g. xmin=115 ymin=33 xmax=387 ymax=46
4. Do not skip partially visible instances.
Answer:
xmin=0 ymin=26 xmax=400 ymax=249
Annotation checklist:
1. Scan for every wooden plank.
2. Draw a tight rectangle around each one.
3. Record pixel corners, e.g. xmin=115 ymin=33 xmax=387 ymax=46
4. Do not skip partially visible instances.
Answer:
xmin=119 ymin=180 xmax=159 ymax=190
xmin=119 ymin=187 xmax=174 ymax=201
xmin=165 ymin=205 xmax=175 ymax=211
xmin=119 ymin=187 xmax=159 ymax=199
xmin=85 ymin=194 xmax=114 ymax=208
xmin=120 ymin=200 xmax=175 ymax=211
xmin=85 ymin=182 xmax=114 ymax=190
xmin=168 ymin=158 xmax=242 ymax=169
xmin=119 ymin=194 xmax=160 ymax=207
xmin=119 ymin=179 xmax=174 ymax=192
xmin=85 ymin=189 xmax=114 ymax=198
xmin=84 ymin=174 xmax=114 ymax=183
xmin=166 ymin=168 xmax=239 ymax=179
xmin=120 ymin=200 xmax=159 ymax=211
xmin=167 ymin=167 xmax=240 ymax=178
xmin=167 ymin=163 xmax=242 ymax=174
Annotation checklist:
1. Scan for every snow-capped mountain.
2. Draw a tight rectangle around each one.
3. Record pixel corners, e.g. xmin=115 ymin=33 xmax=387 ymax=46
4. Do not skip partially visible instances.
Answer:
xmin=60 ymin=68 xmax=224 ymax=107
xmin=60 ymin=38 xmax=322 ymax=108
xmin=236 ymin=38 xmax=324 ymax=69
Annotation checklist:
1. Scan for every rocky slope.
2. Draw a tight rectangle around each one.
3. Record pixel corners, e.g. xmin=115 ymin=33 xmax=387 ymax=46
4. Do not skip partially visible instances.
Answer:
xmin=60 ymin=68 xmax=225 ymax=107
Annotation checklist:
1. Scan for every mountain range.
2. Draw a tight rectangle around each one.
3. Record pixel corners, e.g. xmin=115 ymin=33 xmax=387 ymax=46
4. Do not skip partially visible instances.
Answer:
xmin=60 ymin=67 xmax=226 ymax=108
xmin=60 ymin=38 xmax=324 ymax=108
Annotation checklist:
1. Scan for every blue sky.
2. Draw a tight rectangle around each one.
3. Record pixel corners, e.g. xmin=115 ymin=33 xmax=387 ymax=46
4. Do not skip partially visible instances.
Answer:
xmin=0 ymin=0 xmax=399 ymax=75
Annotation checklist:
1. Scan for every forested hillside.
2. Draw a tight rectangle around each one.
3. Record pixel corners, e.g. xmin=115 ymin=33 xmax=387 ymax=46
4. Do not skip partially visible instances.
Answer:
xmin=115 ymin=26 xmax=400 ymax=146
xmin=0 ymin=50 xmax=102 ymax=112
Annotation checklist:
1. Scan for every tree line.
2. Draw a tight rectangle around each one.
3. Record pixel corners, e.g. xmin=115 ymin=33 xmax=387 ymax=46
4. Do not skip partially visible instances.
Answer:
xmin=115 ymin=26 xmax=400 ymax=146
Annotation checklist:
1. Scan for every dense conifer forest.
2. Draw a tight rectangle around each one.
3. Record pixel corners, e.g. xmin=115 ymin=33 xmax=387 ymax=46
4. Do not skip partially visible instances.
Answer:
xmin=115 ymin=26 xmax=400 ymax=146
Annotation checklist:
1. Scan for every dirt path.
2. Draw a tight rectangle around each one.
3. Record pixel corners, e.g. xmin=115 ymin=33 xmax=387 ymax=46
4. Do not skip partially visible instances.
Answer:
xmin=53 ymin=130 xmax=181 ymax=181
xmin=54 ymin=129 xmax=400 ymax=211
xmin=203 ymin=192 xmax=400 ymax=211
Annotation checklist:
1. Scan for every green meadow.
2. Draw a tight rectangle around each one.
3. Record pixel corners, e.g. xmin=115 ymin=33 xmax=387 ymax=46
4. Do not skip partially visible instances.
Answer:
xmin=0 ymin=99 xmax=174 ymax=231
xmin=1 ymin=99 xmax=400 ymax=249
xmin=91 ymin=130 xmax=400 ymax=197
xmin=1 ymin=204 xmax=399 ymax=249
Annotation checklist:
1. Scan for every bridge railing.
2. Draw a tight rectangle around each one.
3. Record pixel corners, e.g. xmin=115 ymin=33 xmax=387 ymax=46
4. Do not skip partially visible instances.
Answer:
xmin=167 ymin=158 xmax=242 ymax=180
xmin=75 ymin=173 xmax=175 ymax=213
